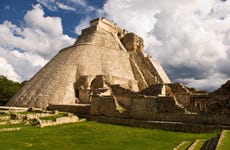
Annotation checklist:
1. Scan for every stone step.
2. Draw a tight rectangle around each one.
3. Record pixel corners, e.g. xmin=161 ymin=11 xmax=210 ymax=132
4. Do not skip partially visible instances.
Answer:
xmin=173 ymin=140 xmax=192 ymax=150
xmin=0 ymin=116 xmax=10 ymax=120
xmin=86 ymin=115 xmax=230 ymax=133
xmin=0 ymin=127 xmax=21 ymax=132
xmin=0 ymin=121 xmax=7 ymax=125
xmin=215 ymin=130 xmax=228 ymax=150
xmin=203 ymin=134 xmax=220 ymax=150
xmin=187 ymin=139 xmax=207 ymax=150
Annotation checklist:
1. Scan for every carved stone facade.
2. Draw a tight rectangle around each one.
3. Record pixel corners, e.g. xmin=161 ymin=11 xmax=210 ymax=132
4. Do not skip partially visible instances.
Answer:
xmin=7 ymin=18 xmax=170 ymax=108
xmin=121 ymin=33 xmax=144 ymax=52
xmin=6 ymin=18 xmax=230 ymax=131
xmin=7 ymin=17 xmax=229 ymax=118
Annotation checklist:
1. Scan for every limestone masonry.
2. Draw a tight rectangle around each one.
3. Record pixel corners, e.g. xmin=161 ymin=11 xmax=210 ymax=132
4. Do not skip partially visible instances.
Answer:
xmin=7 ymin=18 xmax=170 ymax=108
xmin=6 ymin=18 xmax=230 ymax=119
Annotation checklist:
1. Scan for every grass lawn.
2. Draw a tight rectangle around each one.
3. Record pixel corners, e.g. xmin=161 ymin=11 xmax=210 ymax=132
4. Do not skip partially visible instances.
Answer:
xmin=18 ymin=111 xmax=38 ymax=115
xmin=191 ymin=139 xmax=207 ymax=150
xmin=176 ymin=141 xmax=193 ymax=150
xmin=0 ymin=113 xmax=9 ymax=116
xmin=216 ymin=130 xmax=230 ymax=150
xmin=0 ymin=121 xmax=218 ymax=150
xmin=39 ymin=112 xmax=66 ymax=121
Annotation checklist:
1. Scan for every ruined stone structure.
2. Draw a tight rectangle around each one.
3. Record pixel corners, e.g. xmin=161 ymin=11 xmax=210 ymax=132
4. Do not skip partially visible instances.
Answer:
xmin=6 ymin=18 xmax=230 ymax=132
xmin=7 ymin=18 xmax=170 ymax=108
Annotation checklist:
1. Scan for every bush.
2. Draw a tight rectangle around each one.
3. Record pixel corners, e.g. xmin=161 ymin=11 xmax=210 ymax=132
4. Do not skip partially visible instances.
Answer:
xmin=0 ymin=75 xmax=24 ymax=105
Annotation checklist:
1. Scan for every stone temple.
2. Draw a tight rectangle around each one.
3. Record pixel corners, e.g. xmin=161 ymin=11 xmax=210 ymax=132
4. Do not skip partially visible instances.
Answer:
xmin=7 ymin=18 xmax=171 ymax=108
xmin=6 ymin=18 xmax=230 ymax=132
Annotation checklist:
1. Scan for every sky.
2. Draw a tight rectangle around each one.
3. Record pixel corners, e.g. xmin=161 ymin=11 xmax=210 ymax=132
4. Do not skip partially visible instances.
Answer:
xmin=0 ymin=0 xmax=229 ymax=91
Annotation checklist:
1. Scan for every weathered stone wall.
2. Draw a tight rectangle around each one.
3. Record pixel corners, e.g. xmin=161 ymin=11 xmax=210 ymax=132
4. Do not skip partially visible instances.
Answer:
xmin=76 ymin=29 xmax=121 ymax=50
xmin=47 ymin=104 xmax=90 ymax=115
xmin=110 ymin=85 xmax=140 ymax=108
xmin=90 ymin=18 xmax=118 ymax=34
xmin=7 ymin=18 xmax=172 ymax=109
xmin=167 ymin=83 xmax=190 ymax=93
xmin=130 ymin=52 xmax=159 ymax=88
xmin=138 ymin=83 xmax=191 ymax=108
xmin=129 ymin=58 xmax=148 ymax=90
xmin=7 ymin=46 xmax=78 ymax=108
xmin=145 ymin=56 xmax=171 ymax=83
xmin=7 ymin=26 xmax=140 ymax=108
xmin=165 ymin=83 xmax=191 ymax=108
xmin=90 ymin=96 xmax=230 ymax=126
xmin=173 ymin=87 xmax=230 ymax=115
xmin=87 ymin=116 xmax=228 ymax=133
xmin=174 ymin=94 xmax=191 ymax=107
xmin=121 ymin=33 xmax=144 ymax=52
xmin=139 ymin=84 xmax=164 ymax=96
xmin=207 ymin=95 xmax=230 ymax=115
xmin=189 ymin=95 xmax=211 ymax=112
xmin=74 ymin=44 xmax=137 ymax=86
xmin=90 ymin=96 xmax=127 ymax=117
xmin=129 ymin=52 xmax=171 ymax=90
xmin=90 ymin=95 xmax=184 ymax=117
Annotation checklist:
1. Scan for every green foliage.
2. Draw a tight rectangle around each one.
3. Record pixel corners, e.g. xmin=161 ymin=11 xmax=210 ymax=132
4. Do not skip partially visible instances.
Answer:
xmin=0 ymin=75 xmax=25 ymax=105
xmin=0 ymin=121 xmax=217 ymax=150
xmin=20 ymin=80 xmax=28 ymax=87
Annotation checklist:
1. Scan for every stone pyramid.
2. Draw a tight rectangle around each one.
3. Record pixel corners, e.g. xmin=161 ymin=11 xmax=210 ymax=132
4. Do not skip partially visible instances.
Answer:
xmin=7 ymin=18 xmax=170 ymax=108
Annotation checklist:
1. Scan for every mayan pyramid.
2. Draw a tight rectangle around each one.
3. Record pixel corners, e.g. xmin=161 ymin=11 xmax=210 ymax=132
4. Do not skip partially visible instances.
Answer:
xmin=7 ymin=18 xmax=170 ymax=108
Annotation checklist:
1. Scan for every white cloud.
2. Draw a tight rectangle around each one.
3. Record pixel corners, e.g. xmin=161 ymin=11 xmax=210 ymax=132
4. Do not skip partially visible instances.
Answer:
xmin=103 ymin=0 xmax=230 ymax=90
xmin=75 ymin=17 xmax=90 ymax=35
xmin=0 ymin=47 xmax=42 ymax=81
xmin=37 ymin=0 xmax=58 ymax=11
xmin=69 ymin=0 xmax=87 ymax=7
xmin=216 ymin=50 xmax=230 ymax=76
xmin=0 ymin=57 xmax=20 ymax=82
xmin=1 ymin=0 xmax=229 ymax=92
xmin=24 ymin=4 xmax=63 ymax=37
xmin=0 ymin=4 xmax=74 ymax=59
xmin=175 ymin=73 xmax=229 ymax=91
xmin=11 ymin=50 xmax=48 ymax=67
xmin=68 ymin=0 xmax=96 ymax=12
xmin=37 ymin=0 xmax=96 ymax=13
xmin=36 ymin=0 xmax=77 ymax=11
xmin=4 ymin=5 xmax=10 ymax=10
xmin=56 ymin=2 xmax=76 ymax=11
xmin=0 ymin=4 xmax=75 ymax=82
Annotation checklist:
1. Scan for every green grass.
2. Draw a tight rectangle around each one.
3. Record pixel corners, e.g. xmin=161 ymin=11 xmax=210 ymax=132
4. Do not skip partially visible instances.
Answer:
xmin=217 ymin=130 xmax=230 ymax=150
xmin=176 ymin=141 xmax=193 ymax=150
xmin=0 ymin=119 xmax=8 ymax=122
xmin=18 ymin=111 xmax=38 ymax=115
xmin=0 ymin=123 xmax=24 ymax=129
xmin=0 ymin=113 xmax=9 ymax=116
xmin=39 ymin=113 xmax=66 ymax=121
xmin=192 ymin=139 xmax=207 ymax=150
xmin=0 ymin=121 xmax=218 ymax=150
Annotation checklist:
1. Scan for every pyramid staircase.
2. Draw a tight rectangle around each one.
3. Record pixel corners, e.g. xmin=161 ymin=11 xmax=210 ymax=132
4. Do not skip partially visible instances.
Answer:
xmin=173 ymin=132 xmax=222 ymax=150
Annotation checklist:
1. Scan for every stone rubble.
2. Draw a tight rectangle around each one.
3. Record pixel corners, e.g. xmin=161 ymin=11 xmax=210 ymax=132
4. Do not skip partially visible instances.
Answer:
xmin=0 ymin=107 xmax=83 ymax=129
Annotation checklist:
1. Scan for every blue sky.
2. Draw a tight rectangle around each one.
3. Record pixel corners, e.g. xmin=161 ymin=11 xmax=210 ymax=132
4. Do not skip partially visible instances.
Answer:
xmin=0 ymin=0 xmax=230 ymax=91
xmin=0 ymin=0 xmax=106 ymax=37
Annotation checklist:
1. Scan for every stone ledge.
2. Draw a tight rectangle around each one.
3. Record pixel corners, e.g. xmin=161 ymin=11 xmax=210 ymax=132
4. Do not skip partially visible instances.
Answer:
xmin=0 ymin=127 xmax=21 ymax=132
xmin=215 ymin=130 xmax=227 ymax=150
xmin=86 ymin=115 xmax=230 ymax=133
xmin=47 ymin=104 xmax=90 ymax=115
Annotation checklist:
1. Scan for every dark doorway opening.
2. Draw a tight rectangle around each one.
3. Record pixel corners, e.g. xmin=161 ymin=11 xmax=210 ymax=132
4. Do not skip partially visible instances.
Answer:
xmin=75 ymin=89 xmax=79 ymax=98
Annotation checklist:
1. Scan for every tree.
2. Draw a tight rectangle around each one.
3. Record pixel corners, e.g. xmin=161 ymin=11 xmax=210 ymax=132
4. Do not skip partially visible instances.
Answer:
xmin=0 ymin=76 xmax=22 ymax=105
